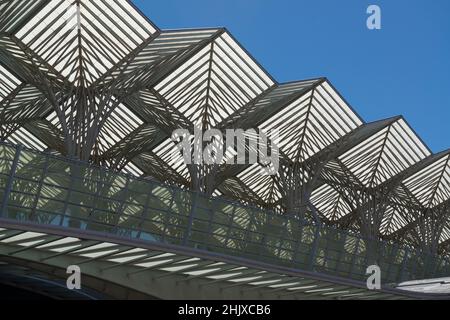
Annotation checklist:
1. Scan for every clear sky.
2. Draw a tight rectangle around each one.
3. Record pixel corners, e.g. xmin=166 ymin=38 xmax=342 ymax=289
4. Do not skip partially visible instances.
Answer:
xmin=133 ymin=0 xmax=450 ymax=153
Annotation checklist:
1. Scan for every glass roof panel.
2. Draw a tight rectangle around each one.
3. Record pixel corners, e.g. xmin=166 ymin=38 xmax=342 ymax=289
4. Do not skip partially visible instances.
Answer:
xmin=311 ymin=184 xmax=353 ymax=222
xmin=123 ymin=162 xmax=145 ymax=177
xmin=380 ymin=206 xmax=410 ymax=235
xmin=155 ymin=31 xmax=274 ymax=129
xmin=15 ymin=0 xmax=157 ymax=84
xmin=0 ymin=0 xmax=48 ymax=33
xmin=403 ymin=154 xmax=450 ymax=208
xmin=2 ymin=85 xmax=51 ymax=124
xmin=97 ymin=103 xmax=144 ymax=155
xmin=1 ymin=232 xmax=46 ymax=244
xmin=153 ymin=138 xmax=190 ymax=180
xmin=221 ymin=81 xmax=362 ymax=208
xmin=339 ymin=119 xmax=431 ymax=188
xmin=237 ymin=163 xmax=282 ymax=204
xmin=0 ymin=64 xmax=21 ymax=100
xmin=102 ymin=29 xmax=221 ymax=88
xmin=259 ymin=81 xmax=362 ymax=163
xmin=7 ymin=127 xmax=47 ymax=151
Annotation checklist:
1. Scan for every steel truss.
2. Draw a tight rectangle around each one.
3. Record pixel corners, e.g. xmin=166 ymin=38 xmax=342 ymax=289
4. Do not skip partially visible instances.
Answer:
xmin=0 ymin=0 xmax=449 ymax=264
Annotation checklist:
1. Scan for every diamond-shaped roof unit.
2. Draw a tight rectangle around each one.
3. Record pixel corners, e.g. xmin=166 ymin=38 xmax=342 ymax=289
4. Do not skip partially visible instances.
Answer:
xmin=0 ymin=0 xmax=449 ymax=260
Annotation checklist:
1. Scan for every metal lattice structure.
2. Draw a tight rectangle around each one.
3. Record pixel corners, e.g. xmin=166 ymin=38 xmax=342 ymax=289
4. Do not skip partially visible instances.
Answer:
xmin=0 ymin=0 xmax=449 ymax=275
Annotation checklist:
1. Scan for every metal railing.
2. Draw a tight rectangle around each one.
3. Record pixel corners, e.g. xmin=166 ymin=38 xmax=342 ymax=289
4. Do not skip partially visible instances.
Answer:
xmin=0 ymin=142 xmax=449 ymax=283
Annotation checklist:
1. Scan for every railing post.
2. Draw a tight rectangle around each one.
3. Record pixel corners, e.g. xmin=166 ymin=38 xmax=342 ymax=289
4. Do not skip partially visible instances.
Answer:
xmin=349 ymin=238 xmax=361 ymax=278
xmin=30 ymin=150 xmax=51 ymax=221
xmin=183 ymin=191 xmax=199 ymax=246
xmin=429 ymin=254 xmax=439 ymax=279
xmin=386 ymin=244 xmax=399 ymax=282
xmin=113 ymin=176 xmax=131 ymax=235
xmin=410 ymin=248 xmax=419 ymax=279
xmin=276 ymin=216 xmax=290 ymax=259
xmin=224 ymin=205 xmax=237 ymax=248
xmin=292 ymin=217 xmax=306 ymax=267
xmin=334 ymin=233 xmax=347 ymax=274
xmin=136 ymin=184 xmax=154 ymax=239
xmin=398 ymin=248 xmax=408 ymax=283
xmin=308 ymin=223 xmax=322 ymax=271
xmin=1 ymin=145 xmax=22 ymax=218
xmin=307 ymin=199 xmax=323 ymax=271
xmin=62 ymin=158 xmax=78 ymax=226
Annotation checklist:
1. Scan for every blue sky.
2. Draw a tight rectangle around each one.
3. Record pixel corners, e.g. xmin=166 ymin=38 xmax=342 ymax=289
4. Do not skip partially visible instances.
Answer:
xmin=133 ymin=0 xmax=450 ymax=153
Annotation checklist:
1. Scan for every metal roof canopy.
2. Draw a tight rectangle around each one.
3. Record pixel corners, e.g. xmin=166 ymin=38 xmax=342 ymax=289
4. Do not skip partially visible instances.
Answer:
xmin=0 ymin=0 xmax=449 ymax=261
